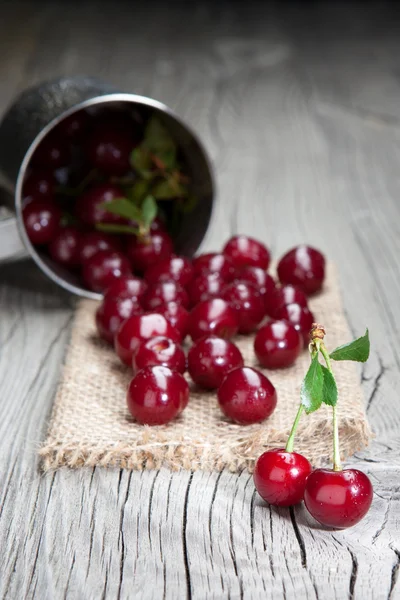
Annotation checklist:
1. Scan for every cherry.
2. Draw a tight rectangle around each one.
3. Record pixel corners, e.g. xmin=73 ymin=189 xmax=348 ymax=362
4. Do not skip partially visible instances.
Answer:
xmin=144 ymin=256 xmax=194 ymax=287
xmin=187 ymin=298 xmax=239 ymax=342
xmin=104 ymin=275 xmax=148 ymax=302
xmin=22 ymin=200 xmax=61 ymax=245
xmin=222 ymin=280 xmax=265 ymax=334
xmin=49 ymin=227 xmax=81 ymax=267
xmin=127 ymin=365 xmax=189 ymax=425
xmin=265 ymin=285 xmax=308 ymax=319
xmin=254 ymin=449 xmax=312 ymax=507
xmin=142 ymin=280 xmax=189 ymax=311
xmin=125 ymin=231 xmax=173 ymax=273
xmin=223 ymin=235 xmax=270 ymax=270
xmin=115 ymin=313 xmax=180 ymax=366
xmin=133 ymin=336 xmax=186 ymax=374
xmin=218 ymin=366 xmax=277 ymax=424
xmin=79 ymin=231 xmax=122 ymax=263
xmin=86 ymin=126 xmax=134 ymax=175
xmin=75 ymin=183 xmax=127 ymax=226
xmin=192 ymin=253 xmax=236 ymax=282
xmin=304 ymin=468 xmax=373 ymax=529
xmin=96 ymin=296 xmax=142 ymax=344
xmin=82 ymin=250 xmax=131 ymax=293
xmin=23 ymin=170 xmax=55 ymax=201
xmin=188 ymin=336 xmax=244 ymax=389
xmin=277 ymin=245 xmax=325 ymax=295
xmin=58 ymin=110 xmax=90 ymax=140
xmin=254 ymin=320 xmax=302 ymax=369
xmin=238 ymin=267 xmax=275 ymax=310
xmin=159 ymin=302 xmax=189 ymax=341
xmin=186 ymin=272 xmax=225 ymax=307
xmin=276 ymin=303 xmax=315 ymax=348
xmin=31 ymin=134 xmax=71 ymax=170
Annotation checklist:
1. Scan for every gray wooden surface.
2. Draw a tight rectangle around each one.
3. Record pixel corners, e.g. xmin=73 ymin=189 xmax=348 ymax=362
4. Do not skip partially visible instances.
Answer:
xmin=0 ymin=2 xmax=400 ymax=598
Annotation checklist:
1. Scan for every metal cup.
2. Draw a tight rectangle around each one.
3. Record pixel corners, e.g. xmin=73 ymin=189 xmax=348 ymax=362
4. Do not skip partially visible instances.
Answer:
xmin=0 ymin=76 xmax=215 ymax=299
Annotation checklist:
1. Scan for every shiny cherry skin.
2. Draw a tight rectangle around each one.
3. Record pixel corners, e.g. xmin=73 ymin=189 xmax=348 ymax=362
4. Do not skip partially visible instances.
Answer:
xmin=218 ymin=366 xmax=277 ymax=424
xmin=82 ymin=250 xmax=131 ymax=293
xmin=78 ymin=231 xmax=122 ymax=263
xmin=133 ymin=336 xmax=186 ymax=374
xmin=159 ymin=302 xmax=189 ymax=341
xmin=23 ymin=170 xmax=55 ymax=201
xmin=104 ymin=275 xmax=148 ymax=302
xmin=265 ymin=285 xmax=308 ymax=319
xmin=254 ymin=449 xmax=312 ymax=507
xmin=223 ymin=235 xmax=270 ymax=270
xmin=58 ymin=110 xmax=90 ymax=140
xmin=75 ymin=183 xmax=127 ymax=226
xmin=49 ymin=227 xmax=81 ymax=267
xmin=304 ymin=468 xmax=373 ymax=529
xmin=277 ymin=246 xmax=325 ymax=295
xmin=126 ymin=231 xmax=174 ymax=273
xmin=22 ymin=200 xmax=61 ymax=245
xmin=276 ymin=303 xmax=315 ymax=348
xmin=96 ymin=296 xmax=142 ymax=344
xmin=187 ymin=298 xmax=239 ymax=342
xmin=115 ymin=313 xmax=180 ymax=366
xmin=31 ymin=134 xmax=71 ymax=170
xmin=192 ymin=253 xmax=236 ymax=282
xmin=86 ymin=126 xmax=134 ymax=175
xmin=188 ymin=336 xmax=244 ymax=389
xmin=238 ymin=267 xmax=275 ymax=310
xmin=127 ymin=365 xmax=189 ymax=425
xmin=186 ymin=272 xmax=225 ymax=307
xmin=142 ymin=280 xmax=189 ymax=311
xmin=144 ymin=256 xmax=194 ymax=287
xmin=222 ymin=280 xmax=265 ymax=334
xmin=254 ymin=320 xmax=302 ymax=369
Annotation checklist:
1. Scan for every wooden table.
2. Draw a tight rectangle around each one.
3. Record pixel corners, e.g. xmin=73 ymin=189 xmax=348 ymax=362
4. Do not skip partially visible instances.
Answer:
xmin=0 ymin=2 xmax=399 ymax=598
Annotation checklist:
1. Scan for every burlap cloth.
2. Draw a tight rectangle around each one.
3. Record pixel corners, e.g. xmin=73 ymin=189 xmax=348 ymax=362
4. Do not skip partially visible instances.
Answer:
xmin=39 ymin=263 xmax=372 ymax=472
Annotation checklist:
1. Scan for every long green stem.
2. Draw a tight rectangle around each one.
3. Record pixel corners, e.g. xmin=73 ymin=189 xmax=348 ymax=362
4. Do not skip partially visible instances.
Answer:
xmin=285 ymin=404 xmax=304 ymax=453
xmin=320 ymin=343 xmax=342 ymax=471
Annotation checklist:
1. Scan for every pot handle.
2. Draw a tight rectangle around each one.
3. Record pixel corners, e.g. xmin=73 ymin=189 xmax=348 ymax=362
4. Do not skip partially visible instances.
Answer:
xmin=0 ymin=184 xmax=27 ymax=264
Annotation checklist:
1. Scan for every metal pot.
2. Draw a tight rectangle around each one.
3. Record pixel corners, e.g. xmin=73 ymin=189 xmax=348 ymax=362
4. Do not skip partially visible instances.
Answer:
xmin=0 ymin=76 xmax=215 ymax=299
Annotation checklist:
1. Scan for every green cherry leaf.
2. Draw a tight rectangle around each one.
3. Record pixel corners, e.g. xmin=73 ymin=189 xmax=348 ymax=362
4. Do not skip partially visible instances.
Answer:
xmin=300 ymin=354 xmax=324 ymax=414
xmin=95 ymin=223 xmax=139 ymax=236
xmin=130 ymin=147 xmax=154 ymax=179
xmin=98 ymin=198 xmax=142 ymax=222
xmin=127 ymin=179 xmax=151 ymax=204
xmin=141 ymin=195 xmax=158 ymax=228
xmin=330 ymin=329 xmax=370 ymax=363
xmin=320 ymin=365 xmax=338 ymax=406
xmin=151 ymin=177 xmax=188 ymax=200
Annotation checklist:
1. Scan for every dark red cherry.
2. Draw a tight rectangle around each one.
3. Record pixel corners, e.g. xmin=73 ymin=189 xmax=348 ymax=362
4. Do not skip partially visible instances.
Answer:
xmin=304 ymin=468 xmax=373 ymax=529
xmin=96 ymin=296 xmax=142 ymax=344
xmin=238 ymin=267 xmax=275 ymax=310
xmin=192 ymin=253 xmax=236 ymax=282
xmin=187 ymin=298 xmax=239 ymax=342
xmin=186 ymin=272 xmax=225 ymax=307
xmin=222 ymin=280 xmax=265 ymax=334
xmin=115 ymin=313 xmax=180 ymax=366
xmin=75 ymin=183 xmax=127 ymax=226
xmin=265 ymin=284 xmax=308 ymax=319
xmin=159 ymin=302 xmax=189 ymax=341
xmin=104 ymin=275 xmax=148 ymax=302
xmin=58 ymin=110 xmax=90 ymax=140
xmin=49 ymin=227 xmax=81 ymax=267
xmin=143 ymin=280 xmax=189 ymax=311
xmin=86 ymin=126 xmax=135 ymax=175
xmin=276 ymin=303 xmax=315 ymax=348
xmin=277 ymin=246 xmax=325 ymax=295
xmin=31 ymin=134 xmax=71 ymax=170
xmin=79 ymin=231 xmax=122 ymax=263
xmin=22 ymin=200 xmax=61 ymax=245
xmin=82 ymin=250 xmax=131 ymax=293
xmin=144 ymin=256 xmax=194 ymax=287
xmin=254 ymin=449 xmax=312 ymax=507
xmin=127 ymin=365 xmax=189 ymax=425
xmin=254 ymin=320 xmax=302 ymax=369
xmin=133 ymin=336 xmax=186 ymax=374
xmin=218 ymin=367 xmax=277 ymax=424
xmin=188 ymin=336 xmax=244 ymax=389
xmin=126 ymin=231 xmax=173 ymax=273
xmin=223 ymin=235 xmax=270 ymax=270
xmin=22 ymin=170 xmax=55 ymax=201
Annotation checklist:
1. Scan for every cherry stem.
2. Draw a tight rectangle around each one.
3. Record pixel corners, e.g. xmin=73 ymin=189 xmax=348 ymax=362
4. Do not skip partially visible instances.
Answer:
xmin=285 ymin=404 xmax=304 ymax=453
xmin=319 ymin=343 xmax=342 ymax=471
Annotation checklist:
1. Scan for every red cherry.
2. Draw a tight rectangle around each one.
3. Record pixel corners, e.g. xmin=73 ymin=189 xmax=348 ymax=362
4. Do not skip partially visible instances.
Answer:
xmin=276 ymin=303 xmax=314 ymax=348
xmin=265 ymin=284 xmax=308 ymax=318
xmin=104 ymin=275 xmax=148 ymax=302
xmin=144 ymin=256 xmax=194 ymax=287
xmin=22 ymin=200 xmax=61 ymax=245
xmin=304 ymin=468 xmax=373 ymax=529
xmin=239 ymin=267 xmax=275 ymax=310
xmin=127 ymin=365 xmax=189 ymax=425
xmin=58 ymin=110 xmax=90 ymax=140
xmin=218 ymin=366 xmax=277 ymax=424
xmin=31 ymin=134 xmax=71 ymax=170
xmin=82 ymin=250 xmax=131 ymax=293
xmin=277 ymin=246 xmax=325 ymax=295
xmin=115 ymin=313 xmax=180 ymax=366
xmin=222 ymin=280 xmax=265 ymax=334
xmin=254 ymin=449 xmax=312 ymax=507
xmin=75 ymin=183 xmax=127 ymax=226
xmin=186 ymin=272 xmax=225 ymax=307
xmin=188 ymin=336 xmax=244 ymax=389
xmin=192 ymin=253 xmax=236 ymax=282
xmin=143 ymin=280 xmax=189 ymax=311
xmin=254 ymin=320 xmax=302 ymax=369
xmin=159 ymin=302 xmax=189 ymax=341
xmin=187 ymin=298 xmax=239 ymax=342
xmin=126 ymin=231 xmax=174 ymax=273
xmin=49 ymin=227 xmax=81 ymax=267
xmin=23 ymin=170 xmax=55 ymax=201
xmin=96 ymin=296 xmax=142 ymax=344
xmin=223 ymin=235 xmax=270 ymax=270
xmin=86 ymin=126 xmax=134 ymax=175
xmin=79 ymin=231 xmax=122 ymax=263
xmin=133 ymin=336 xmax=186 ymax=374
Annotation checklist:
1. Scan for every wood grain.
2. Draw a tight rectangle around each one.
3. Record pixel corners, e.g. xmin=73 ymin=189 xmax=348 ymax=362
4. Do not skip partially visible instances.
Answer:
xmin=1 ymin=1 xmax=400 ymax=598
